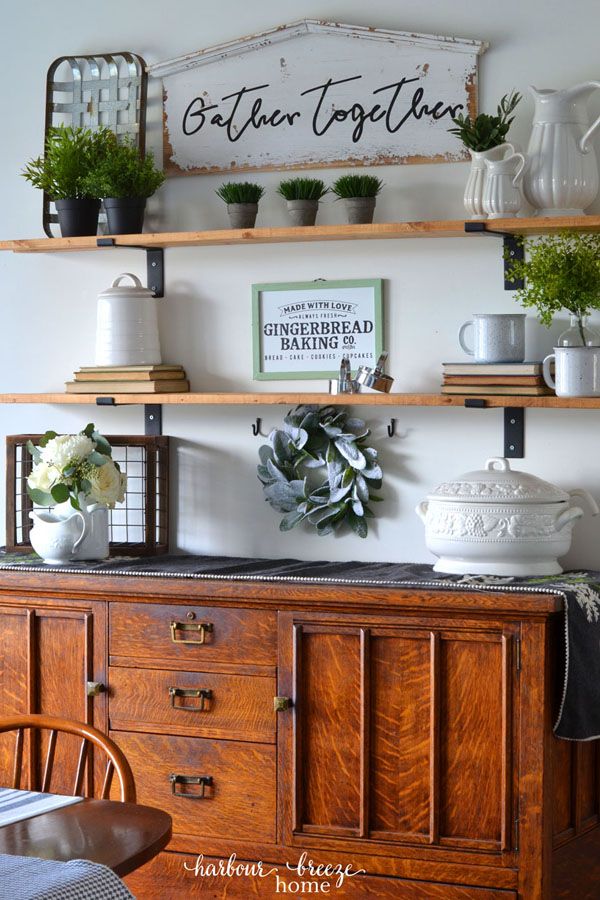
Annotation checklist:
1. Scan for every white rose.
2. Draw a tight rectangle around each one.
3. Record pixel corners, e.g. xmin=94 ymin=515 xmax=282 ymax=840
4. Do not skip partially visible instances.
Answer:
xmin=87 ymin=460 xmax=126 ymax=508
xmin=41 ymin=434 xmax=95 ymax=470
xmin=28 ymin=462 xmax=60 ymax=495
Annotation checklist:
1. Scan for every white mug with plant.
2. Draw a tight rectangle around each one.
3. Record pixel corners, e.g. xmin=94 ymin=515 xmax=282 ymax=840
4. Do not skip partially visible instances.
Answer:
xmin=277 ymin=178 xmax=328 ymax=226
xmin=27 ymin=424 xmax=126 ymax=564
xmin=508 ymin=231 xmax=600 ymax=396
xmin=216 ymin=181 xmax=265 ymax=229
xmin=448 ymin=90 xmax=521 ymax=220
xmin=331 ymin=174 xmax=383 ymax=225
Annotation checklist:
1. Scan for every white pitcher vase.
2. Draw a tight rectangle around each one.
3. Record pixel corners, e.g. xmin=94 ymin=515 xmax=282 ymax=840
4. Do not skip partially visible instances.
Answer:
xmin=523 ymin=83 xmax=600 ymax=215
xmin=463 ymin=143 xmax=516 ymax=220
xmin=483 ymin=151 xmax=526 ymax=219
xmin=29 ymin=507 xmax=88 ymax=565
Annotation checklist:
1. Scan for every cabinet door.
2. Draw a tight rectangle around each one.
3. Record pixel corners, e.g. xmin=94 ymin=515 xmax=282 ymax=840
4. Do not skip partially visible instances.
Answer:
xmin=0 ymin=598 xmax=107 ymax=795
xmin=278 ymin=612 xmax=518 ymax=857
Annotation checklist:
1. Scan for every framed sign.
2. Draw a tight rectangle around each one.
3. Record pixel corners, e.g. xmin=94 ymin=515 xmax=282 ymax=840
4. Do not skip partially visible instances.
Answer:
xmin=252 ymin=279 xmax=383 ymax=380
xmin=148 ymin=20 xmax=487 ymax=176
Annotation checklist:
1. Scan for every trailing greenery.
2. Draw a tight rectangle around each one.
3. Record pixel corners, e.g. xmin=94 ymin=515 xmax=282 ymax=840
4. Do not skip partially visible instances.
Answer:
xmin=277 ymin=177 xmax=329 ymax=201
xmin=448 ymin=90 xmax=521 ymax=152
xmin=81 ymin=134 xmax=164 ymax=199
xmin=215 ymin=181 xmax=265 ymax=204
xmin=257 ymin=405 xmax=384 ymax=538
xmin=506 ymin=231 xmax=600 ymax=344
xmin=331 ymin=174 xmax=383 ymax=199
xmin=22 ymin=125 xmax=113 ymax=200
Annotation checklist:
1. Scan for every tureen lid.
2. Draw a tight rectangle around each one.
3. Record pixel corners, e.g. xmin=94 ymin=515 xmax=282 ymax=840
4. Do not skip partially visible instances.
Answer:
xmin=428 ymin=457 xmax=570 ymax=504
xmin=99 ymin=273 xmax=156 ymax=299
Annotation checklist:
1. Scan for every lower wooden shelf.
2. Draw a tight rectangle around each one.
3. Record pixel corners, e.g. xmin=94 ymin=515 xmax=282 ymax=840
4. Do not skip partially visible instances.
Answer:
xmin=0 ymin=391 xmax=599 ymax=408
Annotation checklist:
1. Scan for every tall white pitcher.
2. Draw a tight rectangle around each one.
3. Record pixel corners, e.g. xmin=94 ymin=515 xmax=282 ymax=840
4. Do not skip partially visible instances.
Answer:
xmin=523 ymin=82 xmax=600 ymax=216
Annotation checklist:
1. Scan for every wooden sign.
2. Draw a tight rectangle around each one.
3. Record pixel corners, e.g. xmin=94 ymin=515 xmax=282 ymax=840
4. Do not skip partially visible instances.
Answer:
xmin=148 ymin=20 xmax=487 ymax=177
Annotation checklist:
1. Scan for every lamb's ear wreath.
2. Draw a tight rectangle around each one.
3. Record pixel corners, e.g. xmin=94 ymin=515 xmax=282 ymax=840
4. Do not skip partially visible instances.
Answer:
xmin=257 ymin=405 xmax=384 ymax=538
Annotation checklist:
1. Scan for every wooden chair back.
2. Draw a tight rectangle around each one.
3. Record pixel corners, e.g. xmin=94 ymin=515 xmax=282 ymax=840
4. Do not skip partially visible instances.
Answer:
xmin=0 ymin=714 xmax=136 ymax=803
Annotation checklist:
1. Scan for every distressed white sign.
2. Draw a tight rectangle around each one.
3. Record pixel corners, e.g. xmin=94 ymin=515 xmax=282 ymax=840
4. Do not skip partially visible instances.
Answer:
xmin=148 ymin=20 xmax=487 ymax=176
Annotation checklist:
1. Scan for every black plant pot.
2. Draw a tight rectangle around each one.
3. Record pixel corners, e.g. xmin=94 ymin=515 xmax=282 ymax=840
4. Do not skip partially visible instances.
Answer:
xmin=104 ymin=197 xmax=147 ymax=235
xmin=55 ymin=198 xmax=101 ymax=237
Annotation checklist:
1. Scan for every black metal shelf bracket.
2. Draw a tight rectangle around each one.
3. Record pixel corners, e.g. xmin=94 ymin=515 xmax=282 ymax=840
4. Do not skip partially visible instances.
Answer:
xmin=96 ymin=239 xmax=164 ymax=298
xmin=464 ymin=399 xmax=525 ymax=458
xmin=464 ymin=222 xmax=524 ymax=290
xmin=94 ymin=397 xmax=163 ymax=436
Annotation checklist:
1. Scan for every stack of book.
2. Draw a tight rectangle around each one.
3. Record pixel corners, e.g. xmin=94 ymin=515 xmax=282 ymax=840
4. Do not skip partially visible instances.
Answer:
xmin=441 ymin=362 xmax=552 ymax=396
xmin=66 ymin=364 xmax=190 ymax=394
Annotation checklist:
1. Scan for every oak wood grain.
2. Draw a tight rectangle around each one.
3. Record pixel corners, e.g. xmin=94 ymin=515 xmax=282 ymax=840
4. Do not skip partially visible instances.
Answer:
xmin=109 ymin=666 xmax=276 ymax=743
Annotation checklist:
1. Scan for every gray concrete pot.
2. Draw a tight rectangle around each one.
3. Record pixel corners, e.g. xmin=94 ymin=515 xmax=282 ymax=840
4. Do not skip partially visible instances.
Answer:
xmin=286 ymin=199 xmax=318 ymax=226
xmin=344 ymin=196 xmax=376 ymax=225
xmin=227 ymin=202 xmax=258 ymax=229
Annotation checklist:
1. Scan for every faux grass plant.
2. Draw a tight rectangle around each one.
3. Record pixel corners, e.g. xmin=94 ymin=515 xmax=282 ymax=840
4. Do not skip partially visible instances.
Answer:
xmin=277 ymin=178 xmax=329 ymax=201
xmin=216 ymin=182 xmax=265 ymax=204
xmin=331 ymin=174 xmax=383 ymax=199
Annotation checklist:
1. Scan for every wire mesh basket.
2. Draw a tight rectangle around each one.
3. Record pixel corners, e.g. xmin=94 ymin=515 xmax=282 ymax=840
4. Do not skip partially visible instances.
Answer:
xmin=6 ymin=435 xmax=169 ymax=556
xmin=43 ymin=53 xmax=148 ymax=237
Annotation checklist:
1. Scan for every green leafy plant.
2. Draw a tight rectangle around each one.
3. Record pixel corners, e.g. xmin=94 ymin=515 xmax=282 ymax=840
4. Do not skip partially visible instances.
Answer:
xmin=277 ymin=178 xmax=329 ymax=201
xmin=506 ymin=231 xmax=600 ymax=343
xmin=215 ymin=182 xmax=265 ymax=204
xmin=257 ymin=405 xmax=384 ymax=538
xmin=27 ymin=423 xmax=126 ymax=510
xmin=21 ymin=125 xmax=113 ymax=199
xmin=331 ymin=174 xmax=383 ymax=199
xmin=448 ymin=90 xmax=521 ymax=152
xmin=81 ymin=134 xmax=165 ymax=199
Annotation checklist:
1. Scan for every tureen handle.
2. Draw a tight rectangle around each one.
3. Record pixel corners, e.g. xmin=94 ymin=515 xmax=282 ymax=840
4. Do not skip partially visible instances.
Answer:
xmin=485 ymin=457 xmax=511 ymax=472
xmin=568 ymin=489 xmax=600 ymax=516
xmin=555 ymin=507 xmax=584 ymax=532
xmin=415 ymin=501 xmax=429 ymax=523
xmin=111 ymin=273 xmax=143 ymax=289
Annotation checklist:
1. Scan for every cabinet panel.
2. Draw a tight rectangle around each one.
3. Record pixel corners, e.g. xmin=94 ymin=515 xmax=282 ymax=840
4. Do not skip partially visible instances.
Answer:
xmin=280 ymin=613 xmax=516 ymax=856
xmin=0 ymin=607 xmax=30 ymax=784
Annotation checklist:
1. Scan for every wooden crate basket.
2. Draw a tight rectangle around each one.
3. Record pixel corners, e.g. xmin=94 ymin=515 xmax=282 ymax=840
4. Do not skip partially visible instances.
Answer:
xmin=6 ymin=435 xmax=169 ymax=556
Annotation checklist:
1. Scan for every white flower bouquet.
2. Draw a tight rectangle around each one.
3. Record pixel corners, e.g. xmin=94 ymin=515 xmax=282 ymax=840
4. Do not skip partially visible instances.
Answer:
xmin=27 ymin=423 xmax=127 ymax=510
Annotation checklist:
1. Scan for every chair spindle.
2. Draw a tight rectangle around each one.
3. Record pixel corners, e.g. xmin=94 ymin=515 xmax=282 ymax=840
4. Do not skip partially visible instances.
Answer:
xmin=41 ymin=729 xmax=57 ymax=792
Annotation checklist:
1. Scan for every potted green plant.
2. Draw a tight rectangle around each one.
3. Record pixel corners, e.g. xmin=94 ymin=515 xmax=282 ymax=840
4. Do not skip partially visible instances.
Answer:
xmin=22 ymin=125 xmax=112 ymax=237
xmin=331 ymin=174 xmax=383 ymax=225
xmin=215 ymin=182 xmax=265 ymax=229
xmin=82 ymin=134 xmax=165 ymax=235
xmin=448 ymin=90 xmax=521 ymax=219
xmin=508 ymin=231 xmax=600 ymax=396
xmin=276 ymin=177 xmax=328 ymax=226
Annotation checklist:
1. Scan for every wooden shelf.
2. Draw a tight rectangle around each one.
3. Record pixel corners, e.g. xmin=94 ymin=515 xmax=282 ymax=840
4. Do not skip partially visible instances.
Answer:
xmin=1 ymin=392 xmax=600 ymax=408
xmin=1 ymin=216 xmax=600 ymax=253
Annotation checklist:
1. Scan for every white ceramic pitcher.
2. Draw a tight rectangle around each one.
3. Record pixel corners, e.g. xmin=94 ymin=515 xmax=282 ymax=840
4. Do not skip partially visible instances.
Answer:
xmin=523 ymin=83 xmax=600 ymax=215
xmin=463 ymin=143 xmax=516 ymax=220
xmin=29 ymin=507 xmax=87 ymax=565
xmin=483 ymin=151 xmax=526 ymax=218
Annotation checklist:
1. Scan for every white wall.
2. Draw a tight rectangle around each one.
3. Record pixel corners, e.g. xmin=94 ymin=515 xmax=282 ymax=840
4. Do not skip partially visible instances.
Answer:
xmin=1 ymin=0 xmax=600 ymax=567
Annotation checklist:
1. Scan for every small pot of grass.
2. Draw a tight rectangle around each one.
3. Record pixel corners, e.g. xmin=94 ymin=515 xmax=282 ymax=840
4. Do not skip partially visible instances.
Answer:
xmin=277 ymin=178 xmax=328 ymax=226
xmin=331 ymin=174 xmax=383 ymax=224
xmin=216 ymin=182 xmax=265 ymax=229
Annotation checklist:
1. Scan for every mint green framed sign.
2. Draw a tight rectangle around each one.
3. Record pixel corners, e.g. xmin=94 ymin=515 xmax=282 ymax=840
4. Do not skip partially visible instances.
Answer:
xmin=252 ymin=279 xmax=383 ymax=380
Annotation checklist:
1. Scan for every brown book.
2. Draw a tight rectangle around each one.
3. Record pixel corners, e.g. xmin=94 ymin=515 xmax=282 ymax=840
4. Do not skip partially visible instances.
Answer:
xmin=442 ymin=362 xmax=542 ymax=376
xmin=441 ymin=384 xmax=552 ymax=396
xmin=74 ymin=369 xmax=186 ymax=382
xmin=78 ymin=364 xmax=183 ymax=373
xmin=66 ymin=380 xmax=190 ymax=394
xmin=443 ymin=374 xmax=545 ymax=386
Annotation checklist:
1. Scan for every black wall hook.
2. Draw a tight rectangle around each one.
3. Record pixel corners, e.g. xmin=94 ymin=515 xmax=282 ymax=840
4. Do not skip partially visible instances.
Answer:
xmin=252 ymin=418 xmax=268 ymax=437
xmin=387 ymin=418 xmax=397 ymax=438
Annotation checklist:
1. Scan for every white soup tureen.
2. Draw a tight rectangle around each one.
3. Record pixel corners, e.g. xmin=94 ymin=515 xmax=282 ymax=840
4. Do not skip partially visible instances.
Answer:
xmin=416 ymin=457 xmax=598 ymax=576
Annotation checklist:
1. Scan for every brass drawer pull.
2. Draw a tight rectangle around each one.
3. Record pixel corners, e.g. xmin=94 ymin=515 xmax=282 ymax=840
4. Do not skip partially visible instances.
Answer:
xmin=274 ymin=696 xmax=291 ymax=712
xmin=170 ymin=621 xmax=214 ymax=644
xmin=168 ymin=687 xmax=213 ymax=711
xmin=169 ymin=774 xmax=213 ymax=799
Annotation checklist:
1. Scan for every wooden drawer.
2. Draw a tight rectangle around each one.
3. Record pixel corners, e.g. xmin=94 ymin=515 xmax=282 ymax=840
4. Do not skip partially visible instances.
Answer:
xmin=113 ymin=731 xmax=276 ymax=843
xmin=109 ymin=666 xmax=276 ymax=742
xmin=125 ymin=851 xmax=518 ymax=898
xmin=110 ymin=602 xmax=276 ymax=668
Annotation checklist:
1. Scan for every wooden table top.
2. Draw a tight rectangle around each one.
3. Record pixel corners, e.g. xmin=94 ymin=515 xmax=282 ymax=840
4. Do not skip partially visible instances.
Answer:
xmin=0 ymin=797 xmax=172 ymax=877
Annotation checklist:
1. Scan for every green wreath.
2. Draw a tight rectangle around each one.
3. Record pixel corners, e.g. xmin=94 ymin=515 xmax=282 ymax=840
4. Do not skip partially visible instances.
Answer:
xmin=257 ymin=405 xmax=383 ymax=538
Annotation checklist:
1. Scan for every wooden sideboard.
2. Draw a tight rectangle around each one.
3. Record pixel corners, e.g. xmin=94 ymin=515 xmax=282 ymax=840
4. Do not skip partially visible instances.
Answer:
xmin=0 ymin=565 xmax=597 ymax=899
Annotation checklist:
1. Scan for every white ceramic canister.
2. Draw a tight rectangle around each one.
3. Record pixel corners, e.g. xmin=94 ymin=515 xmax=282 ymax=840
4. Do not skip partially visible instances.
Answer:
xmin=95 ymin=273 xmax=161 ymax=367
xmin=543 ymin=347 xmax=600 ymax=397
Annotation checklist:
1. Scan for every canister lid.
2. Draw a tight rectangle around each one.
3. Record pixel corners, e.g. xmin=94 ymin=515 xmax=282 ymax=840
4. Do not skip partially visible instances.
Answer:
xmin=98 ymin=273 xmax=156 ymax=299
xmin=428 ymin=457 xmax=570 ymax=504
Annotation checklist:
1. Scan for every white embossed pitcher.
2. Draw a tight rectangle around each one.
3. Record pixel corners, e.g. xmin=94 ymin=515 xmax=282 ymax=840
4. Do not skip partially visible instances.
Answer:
xmin=483 ymin=151 xmax=526 ymax=218
xmin=523 ymin=83 xmax=600 ymax=215
xmin=29 ymin=507 xmax=88 ymax=565
xmin=463 ymin=143 xmax=516 ymax=220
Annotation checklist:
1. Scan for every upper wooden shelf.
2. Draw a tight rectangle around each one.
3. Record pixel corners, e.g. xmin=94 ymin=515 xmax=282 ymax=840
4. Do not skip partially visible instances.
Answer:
xmin=1 ymin=216 xmax=600 ymax=253
xmin=1 ymin=392 xmax=600 ymax=409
